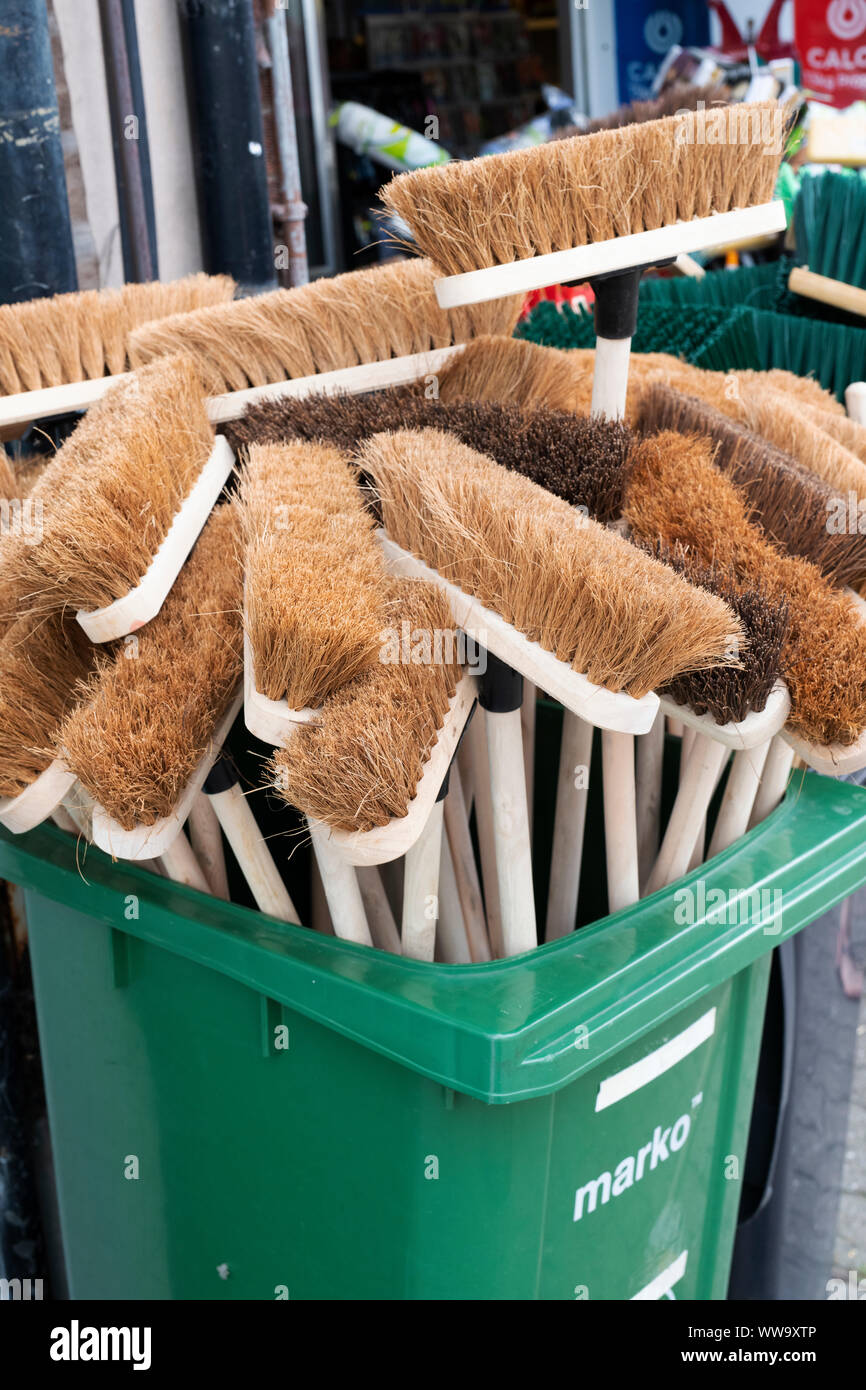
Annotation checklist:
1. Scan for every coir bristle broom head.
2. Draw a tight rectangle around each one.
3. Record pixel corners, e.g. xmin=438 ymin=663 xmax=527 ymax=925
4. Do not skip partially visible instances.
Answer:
xmin=359 ymin=426 xmax=742 ymax=699
xmin=238 ymin=441 xmax=387 ymax=709
xmin=381 ymin=102 xmax=785 ymax=278
xmin=738 ymin=385 xmax=866 ymax=502
xmin=0 ymin=274 xmax=235 ymax=396
xmin=8 ymin=354 xmax=217 ymax=614
xmin=624 ymin=431 xmax=866 ymax=747
xmin=635 ymin=384 xmax=866 ymax=590
xmin=60 ymin=506 xmax=243 ymax=831
xmin=127 ymin=258 xmax=523 ymax=395
xmin=433 ymin=336 xmax=594 ymax=414
xmin=642 ymin=539 xmax=789 ymax=725
xmin=0 ymin=611 xmax=97 ymax=798
xmin=272 ymin=577 xmax=460 ymax=833
xmin=229 ymin=392 xmax=631 ymax=524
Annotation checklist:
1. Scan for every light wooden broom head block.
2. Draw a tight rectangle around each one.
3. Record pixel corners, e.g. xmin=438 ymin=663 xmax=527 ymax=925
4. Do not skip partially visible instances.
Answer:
xmin=60 ymin=506 xmax=244 ymax=859
xmin=126 ymin=258 xmax=523 ymax=425
xmin=382 ymin=102 xmax=788 ymax=305
xmin=625 ymin=431 xmax=866 ymax=751
xmin=358 ymin=427 xmax=743 ymax=722
xmin=238 ymin=441 xmax=388 ymax=743
xmin=5 ymin=355 xmax=233 ymax=642
xmin=0 ymin=274 xmax=236 ymax=435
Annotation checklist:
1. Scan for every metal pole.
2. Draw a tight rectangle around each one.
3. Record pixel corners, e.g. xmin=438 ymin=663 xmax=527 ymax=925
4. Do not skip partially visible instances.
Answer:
xmin=179 ymin=0 xmax=276 ymax=293
xmin=98 ymin=0 xmax=158 ymax=282
xmin=266 ymin=6 xmax=308 ymax=286
xmin=0 ymin=0 xmax=77 ymax=302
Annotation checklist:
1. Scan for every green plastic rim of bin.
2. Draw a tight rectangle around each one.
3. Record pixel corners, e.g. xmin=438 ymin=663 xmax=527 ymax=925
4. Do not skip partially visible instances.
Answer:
xmin=1 ymin=771 xmax=865 ymax=1106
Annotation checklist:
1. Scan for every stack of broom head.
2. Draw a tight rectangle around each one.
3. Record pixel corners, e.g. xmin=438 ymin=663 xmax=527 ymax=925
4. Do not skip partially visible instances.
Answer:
xmin=127 ymin=257 xmax=523 ymax=395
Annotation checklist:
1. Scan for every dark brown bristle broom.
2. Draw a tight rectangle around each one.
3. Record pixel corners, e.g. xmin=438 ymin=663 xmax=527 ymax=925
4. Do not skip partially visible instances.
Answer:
xmin=625 ymin=431 xmax=866 ymax=831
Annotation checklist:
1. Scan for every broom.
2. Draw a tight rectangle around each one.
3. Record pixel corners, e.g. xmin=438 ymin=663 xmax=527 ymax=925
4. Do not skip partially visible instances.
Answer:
xmin=635 ymin=384 xmax=866 ymax=590
xmin=58 ymin=507 xmax=298 ymax=919
xmin=789 ymin=170 xmax=866 ymax=318
xmin=381 ymin=101 xmax=786 ymax=421
xmin=6 ymin=355 xmax=234 ymax=643
xmin=636 ymin=539 xmax=790 ymax=891
xmin=0 ymin=273 xmax=236 ymax=437
xmin=238 ymin=441 xmax=388 ymax=744
xmin=0 ymin=611 xmax=100 ymax=832
xmin=127 ymin=257 xmax=522 ymax=427
xmin=553 ymin=82 xmax=731 ymax=140
xmin=273 ymin=576 xmax=474 ymax=958
xmin=357 ymin=427 xmax=741 ymax=930
xmin=624 ymin=431 xmax=866 ymax=833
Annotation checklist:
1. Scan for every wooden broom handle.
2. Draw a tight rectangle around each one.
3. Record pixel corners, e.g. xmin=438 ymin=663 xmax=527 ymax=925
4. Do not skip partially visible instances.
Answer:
xmin=748 ymin=736 xmax=795 ymax=828
xmin=401 ymin=799 xmax=445 ymax=961
xmin=188 ymin=793 xmax=230 ymax=899
xmin=707 ymin=739 xmax=772 ymax=858
xmin=645 ymin=734 xmax=728 ymax=895
xmin=309 ymin=827 xmax=372 ymax=945
xmin=356 ymin=867 xmax=401 ymax=954
xmin=485 ymin=706 xmax=537 ymax=955
xmin=789 ymin=266 xmax=866 ymax=320
xmin=636 ymin=710 xmax=665 ymax=892
xmin=206 ymin=780 xmax=300 ymax=923
xmin=160 ymin=828 xmax=213 ymax=893
xmin=602 ymin=730 xmax=640 ymax=911
xmin=546 ymin=711 xmax=593 ymax=940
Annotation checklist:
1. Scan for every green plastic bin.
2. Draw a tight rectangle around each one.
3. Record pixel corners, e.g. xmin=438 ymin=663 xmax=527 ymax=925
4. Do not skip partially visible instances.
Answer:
xmin=2 ymin=772 xmax=865 ymax=1301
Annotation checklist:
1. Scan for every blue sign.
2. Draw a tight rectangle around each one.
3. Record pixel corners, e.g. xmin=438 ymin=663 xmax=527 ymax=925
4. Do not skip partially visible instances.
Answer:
xmin=614 ymin=0 xmax=712 ymax=104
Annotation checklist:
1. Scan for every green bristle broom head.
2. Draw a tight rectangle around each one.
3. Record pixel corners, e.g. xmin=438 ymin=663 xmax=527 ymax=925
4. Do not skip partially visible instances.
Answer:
xmin=516 ymin=301 xmax=732 ymax=359
xmin=639 ymin=261 xmax=782 ymax=311
xmin=793 ymin=170 xmax=866 ymax=290
xmin=692 ymin=305 xmax=866 ymax=400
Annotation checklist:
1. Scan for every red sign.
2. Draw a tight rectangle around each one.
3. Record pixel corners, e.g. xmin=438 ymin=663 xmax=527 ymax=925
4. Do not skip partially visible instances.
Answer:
xmin=796 ymin=0 xmax=866 ymax=105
